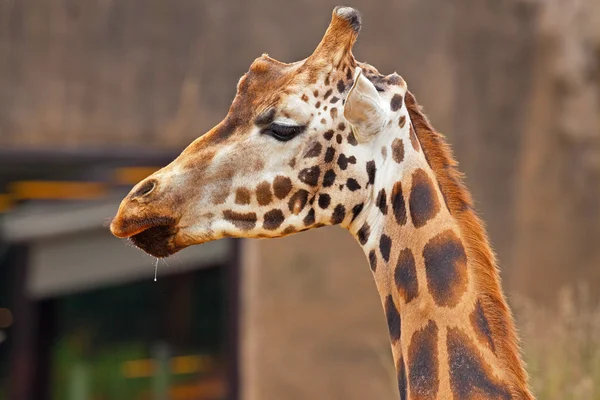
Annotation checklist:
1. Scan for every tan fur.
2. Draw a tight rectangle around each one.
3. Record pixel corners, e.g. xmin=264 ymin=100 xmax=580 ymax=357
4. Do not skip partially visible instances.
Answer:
xmin=405 ymin=92 xmax=534 ymax=399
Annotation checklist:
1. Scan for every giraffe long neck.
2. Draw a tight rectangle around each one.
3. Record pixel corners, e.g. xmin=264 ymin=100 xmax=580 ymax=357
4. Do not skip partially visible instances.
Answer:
xmin=346 ymin=92 xmax=533 ymax=400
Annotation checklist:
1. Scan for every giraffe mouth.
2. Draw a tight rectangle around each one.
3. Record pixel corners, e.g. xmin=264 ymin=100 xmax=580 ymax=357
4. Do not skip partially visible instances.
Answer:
xmin=129 ymin=223 xmax=184 ymax=258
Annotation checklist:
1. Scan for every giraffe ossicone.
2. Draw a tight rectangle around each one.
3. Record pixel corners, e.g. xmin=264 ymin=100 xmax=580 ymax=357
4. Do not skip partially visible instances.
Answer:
xmin=110 ymin=7 xmax=534 ymax=399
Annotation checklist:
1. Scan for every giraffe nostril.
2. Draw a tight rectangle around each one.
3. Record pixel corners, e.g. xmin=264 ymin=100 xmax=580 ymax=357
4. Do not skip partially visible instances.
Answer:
xmin=132 ymin=179 xmax=156 ymax=198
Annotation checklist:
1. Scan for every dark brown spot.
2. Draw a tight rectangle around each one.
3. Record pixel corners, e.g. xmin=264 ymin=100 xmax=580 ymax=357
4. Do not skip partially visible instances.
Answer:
xmin=384 ymin=295 xmax=401 ymax=343
xmin=331 ymin=204 xmax=345 ymax=224
xmin=376 ymin=189 xmax=388 ymax=215
xmin=410 ymin=124 xmax=421 ymax=152
xmin=337 ymin=79 xmax=345 ymax=93
xmin=323 ymin=105 xmax=328 ymax=111
xmin=315 ymin=101 xmax=321 ymax=109
xmin=313 ymin=90 xmax=319 ymax=97
xmin=409 ymin=169 xmax=441 ymax=228
xmin=346 ymin=178 xmax=361 ymax=191
xmin=392 ymin=181 xmax=407 ymax=225
xmin=395 ymin=248 xmax=418 ymax=303
xmin=263 ymin=209 xmax=284 ymax=230
xmin=324 ymin=147 xmax=336 ymax=163
xmin=223 ymin=210 xmax=257 ymax=231
xmin=324 ymin=75 xmax=330 ymax=86
xmin=368 ymin=250 xmax=377 ymax=272
xmin=288 ymin=157 xmax=296 ymax=168
xmin=391 ymin=138 xmax=405 ymax=164
xmin=338 ymin=122 xmax=346 ymax=131
xmin=301 ymin=94 xmax=309 ymax=102
xmin=423 ymin=230 xmax=468 ymax=307
xmin=273 ymin=176 xmax=292 ymax=199
xmin=399 ymin=115 xmax=406 ymax=128
xmin=366 ymin=161 xmax=376 ymax=185
xmin=318 ymin=194 xmax=331 ymax=209
xmin=388 ymin=74 xmax=403 ymax=86
xmin=256 ymin=181 xmax=273 ymax=206
xmin=323 ymin=88 xmax=333 ymax=100
xmin=323 ymin=170 xmax=336 ymax=187
xmin=330 ymin=107 xmax=338 ymax=119
xmin=351 ymin=203 xmax=364 ymax=221
xmin=347 ymin=132 xmax=358 ymax=146
xmin=288 ymin=190 xmax=309 ymax=214
xmin=304 ymin=142 xmax=322 ymax=158
xmin=235 ymin=187 xmax=251 ymax=205
xmin=357 ymin=223 xmax=370 ymax=245
xmin=398 ymin=356 xmax=407 ymax=400
xmin=320 ymin=118 xmax=327 ymax=124
xmin=282 ymin=225 xmax=296 ymax=235
xmin=470 ymin=300 xmax=496 ymax=353
xmin=336 ymin=134 xmax=343 ymax=144
xmin=390 ymin=94 xmax=403 ymax=111
xmin=447 ymin=328 xmax=511 ymax=400
xmin=379 ymin=234 xmax=392 ymax=262
xmin=408 ymin=320 xmax=439 ymax=400
xmin=330 ymin=96 xmax=340 ymax=104
xmin=298 ymin=166 xmax=320 ymax=186
xmin=346 ymin=67 xmax=352 ymax=80
xmin=303 ymin=208 xmax=315 ymax=226
xmin=323 ymin=129 xmax=335 ymax=140
xmin=337 ymin=154 xmax=357 ymax=170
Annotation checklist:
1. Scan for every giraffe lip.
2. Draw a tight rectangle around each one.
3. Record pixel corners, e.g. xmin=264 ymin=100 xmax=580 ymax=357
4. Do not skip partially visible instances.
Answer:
xmin=110 ymin=216 xmax=177 ymax=239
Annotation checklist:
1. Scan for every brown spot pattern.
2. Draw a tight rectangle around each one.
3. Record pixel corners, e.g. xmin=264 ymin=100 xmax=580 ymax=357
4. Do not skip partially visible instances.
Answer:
xmin=298 ymin=166 xmax=320 ymax=186
xmin=394 ymin=248 xmax=419 ymax=303
xmin=263 ymin=209 xmax=284 ymax=230
xmin=223 ymin=210 xmax=257 ymax=231
xmin=288 ymin=190 xmax=309 ymax=214
xmin=235 ymin=188 xmax=251 ymax=205
xmin=391 ymin=181 xmax=407 ymax=225
xmin=331 ymin=204 xmax=345 ymax=224
xmin=447 ymin=328 xmax=511 ymax=400
xmin=408 ymin=320 xmax=439 ymax=400
xmin=470 ymin=300 xmax=496 ymax=353
xmin=409 ymin=169 xmax=441 ymax=228
xmin=391 ymin=138 xmax=405 ymax=164
xmin=304 ymin=142 xmax=323 ymax=158
xmin=324 ymin=147 xmax=336 ymax=163
xmin=390 ymin=94 xmax=403 ymax=111
xmin=423 ymin=230 xmax=468 ymax=307
xmin=368 ymin=250 xmax=377 ymax=272
xmin=376 ymin=189 xmax=388 ymax=215
xmin=256 ymin=181 xmax=273 ymax=206
xmin=385 ymin=295 xmax=401 ymax=343
xmin=357 ymin=223 xmax=370 ymax=245
xmin=273 ymin=176 xmax=292 ymax=199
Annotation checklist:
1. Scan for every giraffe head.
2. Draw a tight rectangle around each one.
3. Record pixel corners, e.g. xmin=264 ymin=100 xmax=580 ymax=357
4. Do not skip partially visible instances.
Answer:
xmin=110 ymin=7 xmax=409 ymax=257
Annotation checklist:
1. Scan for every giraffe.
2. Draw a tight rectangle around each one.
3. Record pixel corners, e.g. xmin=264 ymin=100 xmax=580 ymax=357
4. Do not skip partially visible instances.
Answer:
xmin=110 ymin=7 xmax=534 ymax=399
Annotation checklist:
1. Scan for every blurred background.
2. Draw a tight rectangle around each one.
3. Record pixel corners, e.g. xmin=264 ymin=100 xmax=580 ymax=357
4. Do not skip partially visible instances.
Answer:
xmin=0 ymin=0 xmax=599 ymax=399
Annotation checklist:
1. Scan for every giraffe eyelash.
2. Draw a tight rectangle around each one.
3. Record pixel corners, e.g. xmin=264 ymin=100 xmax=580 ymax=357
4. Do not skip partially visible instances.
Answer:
xmin=261 ymin=123 xmax=306 ymax=142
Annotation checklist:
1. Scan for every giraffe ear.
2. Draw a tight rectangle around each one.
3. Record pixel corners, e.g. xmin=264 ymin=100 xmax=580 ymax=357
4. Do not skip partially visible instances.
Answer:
xmin=343 ymin=68 xmax=386 ymax=143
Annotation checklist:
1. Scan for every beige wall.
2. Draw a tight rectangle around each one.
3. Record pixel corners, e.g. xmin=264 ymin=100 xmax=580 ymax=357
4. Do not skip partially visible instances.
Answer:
xmin=242 ymin=228 xmax=397 ymax=400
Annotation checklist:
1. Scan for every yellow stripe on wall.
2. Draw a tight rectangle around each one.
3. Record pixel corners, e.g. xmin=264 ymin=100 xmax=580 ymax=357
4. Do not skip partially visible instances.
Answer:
xmin=115 ymin=167 xmax=160 ymax=185
xmin=0 ymin=194 xmax=12 ymax=212
xmin=10 ymin=181 xmax=108 ymax=200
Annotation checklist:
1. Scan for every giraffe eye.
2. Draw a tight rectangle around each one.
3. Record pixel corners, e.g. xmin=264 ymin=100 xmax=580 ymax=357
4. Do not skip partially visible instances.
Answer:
xmin=262 ymin=123 xmax=306 ymax=142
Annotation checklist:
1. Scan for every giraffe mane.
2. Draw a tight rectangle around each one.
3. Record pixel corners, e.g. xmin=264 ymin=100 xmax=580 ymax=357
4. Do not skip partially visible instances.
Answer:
xmin=404 ymin=91 xmax=533 ymax=399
